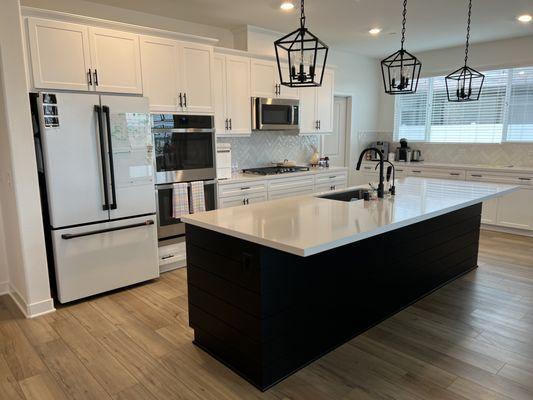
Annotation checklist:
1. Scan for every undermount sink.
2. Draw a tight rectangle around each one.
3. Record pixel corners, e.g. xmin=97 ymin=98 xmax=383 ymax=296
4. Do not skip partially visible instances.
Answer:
xmin=317 ymin=189 xmax=367 ymax=202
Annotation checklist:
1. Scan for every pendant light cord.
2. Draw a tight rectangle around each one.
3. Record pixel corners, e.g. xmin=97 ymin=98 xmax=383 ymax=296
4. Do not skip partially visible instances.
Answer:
xmin=400 ymin=0 xmax=407 ymax=50
xmin=464 ymin=0 xmax=472 ymax=67
xmin=300 ymin=0 xmax=306 ymax=28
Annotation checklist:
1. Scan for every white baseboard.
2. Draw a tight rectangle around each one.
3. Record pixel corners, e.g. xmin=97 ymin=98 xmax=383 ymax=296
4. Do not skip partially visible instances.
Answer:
xmin=160 ymin=258 xmax=187 ymax=274
xmin=481 ymin=224 xmax=533 ymax=237
xmin=0 ymin=281 xmax=9 ymax=295
xmin=8 ymin=284 xmax=55 ymax=318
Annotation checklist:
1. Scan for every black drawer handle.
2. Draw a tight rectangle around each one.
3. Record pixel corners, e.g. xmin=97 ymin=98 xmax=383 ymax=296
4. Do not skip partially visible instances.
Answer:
xmin=450 ymin=173 xmax=461 ymax=176
xmin=471 ymin=174 xmax=483 ymax=178
xmin=62 ymin=220 xmax=154 ymax=240
xmin=518 ymin=177 xmax=531 ymax=181
xmin=240 ymin=187 xmax=251 ymax=190
xmin=412 ymin=170 xmax=422 ymax=173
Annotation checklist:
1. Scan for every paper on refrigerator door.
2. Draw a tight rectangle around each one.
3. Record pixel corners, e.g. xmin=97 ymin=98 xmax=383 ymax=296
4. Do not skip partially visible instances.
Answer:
xmin=109 ymin=113 xmax=152 ymax=151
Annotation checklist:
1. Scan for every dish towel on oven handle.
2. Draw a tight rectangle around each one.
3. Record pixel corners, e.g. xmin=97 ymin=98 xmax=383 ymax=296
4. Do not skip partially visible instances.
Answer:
xmin=190 ymin=181 xmax=206 ymax=213
xmin=172 ymin=183 xmax=190 ymax=219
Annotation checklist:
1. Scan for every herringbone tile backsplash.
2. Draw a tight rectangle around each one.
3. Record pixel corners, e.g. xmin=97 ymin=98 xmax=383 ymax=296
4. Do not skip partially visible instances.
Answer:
xmin=218 ymin=132 xmax=320 ymax=169
xmin=362 ymin=132 xmax=533 ymax=167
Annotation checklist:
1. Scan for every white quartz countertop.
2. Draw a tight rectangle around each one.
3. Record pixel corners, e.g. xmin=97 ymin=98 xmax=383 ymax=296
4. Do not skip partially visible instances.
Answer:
xmin=217 ymin=166 xmax=348 ymax=185
xmin=182 ymin=177 xmax=517 ymax=257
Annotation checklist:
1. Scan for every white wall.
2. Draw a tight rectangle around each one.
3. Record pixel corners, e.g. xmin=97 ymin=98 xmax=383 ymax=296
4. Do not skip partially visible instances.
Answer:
xmin=21 ymin=0 xmax=235 ymax=48
xmin=243 ymin=26 xmax=381 ymax=182
xmin=0 ymin=0 xmax=53 ymax=316
xmin=377 ymin=35 xmax=533 ymax=133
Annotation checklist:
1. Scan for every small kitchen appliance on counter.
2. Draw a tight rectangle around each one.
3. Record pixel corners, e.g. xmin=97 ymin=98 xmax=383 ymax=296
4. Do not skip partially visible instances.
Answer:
xmin=368 ymin=141 xmax=390 ymax=161
xmin=395 ymin=138 xmax=411 ymax=162
xmin=411 ymin=149 xmax=423 ymax=162
xmin=216 ymin=143 xmax=232 ymax=180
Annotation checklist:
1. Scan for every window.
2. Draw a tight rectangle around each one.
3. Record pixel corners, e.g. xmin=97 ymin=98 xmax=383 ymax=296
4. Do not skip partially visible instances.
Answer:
xmin=394 ymin=66 xmax=533 ymax=143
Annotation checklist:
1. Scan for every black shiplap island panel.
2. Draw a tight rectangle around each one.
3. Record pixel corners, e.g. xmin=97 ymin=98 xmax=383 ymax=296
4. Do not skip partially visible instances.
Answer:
xmin=185 ymin=203 xmax=482 ymax=391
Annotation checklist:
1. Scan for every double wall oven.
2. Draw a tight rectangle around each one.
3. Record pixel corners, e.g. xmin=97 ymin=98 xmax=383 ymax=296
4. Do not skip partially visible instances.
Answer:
xmin=152 ymin=114 xmax=217 ymax=245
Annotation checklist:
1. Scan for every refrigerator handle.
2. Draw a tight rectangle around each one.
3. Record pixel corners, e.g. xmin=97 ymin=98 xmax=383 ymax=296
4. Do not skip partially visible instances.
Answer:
xmin=95 ymin=105 xmax=110 ymax=210
xmin=102 ymin=105 xmax=117 ymax=210
xmin=61 ymin=220 xmax=155 ymax=240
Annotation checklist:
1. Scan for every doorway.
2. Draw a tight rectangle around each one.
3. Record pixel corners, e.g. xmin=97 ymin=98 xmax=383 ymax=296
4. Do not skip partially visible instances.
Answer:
xmin=321 ymin=96 xmax=350 ymax=167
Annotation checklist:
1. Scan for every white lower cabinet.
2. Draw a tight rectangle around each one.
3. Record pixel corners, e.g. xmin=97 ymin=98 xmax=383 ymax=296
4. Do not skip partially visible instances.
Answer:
xmin=218 ymin=193 xmax=268 ymax=208
xmin=268 ymin=175 xmax=315 ymax=200
xmin=495 ymin=187 xmax=533 ymax=230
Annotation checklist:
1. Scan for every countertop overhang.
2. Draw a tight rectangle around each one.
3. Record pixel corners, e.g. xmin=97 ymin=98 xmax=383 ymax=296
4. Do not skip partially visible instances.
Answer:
xmin=182 ymin=177 xmax=518 ymax=257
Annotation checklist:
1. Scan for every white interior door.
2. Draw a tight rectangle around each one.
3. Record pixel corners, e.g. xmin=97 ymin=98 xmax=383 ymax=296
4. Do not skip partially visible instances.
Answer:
xmin=226 ymin=55 xmax=252 ymax=135
xmin=213 ymin=54 xmax=227 ymax=134
xmin=100 ymin=95 xmax=156 ymax=220
xmin=39 ymin=92 xmax=109 ymax=227
xmin=89 ymin=27 xmax=143 ymax=94
xmin=251 ymin=60 xmax=277 ymax=98
xmin=140 ymin=36 xmax=180 ymax=112
xmin=28 ymin=18 xmax=91 ymax=91
xmin=180 ymin=43 xmax=215 ymax=113
xmin=322 ymin=97 xmax=348 ymax=167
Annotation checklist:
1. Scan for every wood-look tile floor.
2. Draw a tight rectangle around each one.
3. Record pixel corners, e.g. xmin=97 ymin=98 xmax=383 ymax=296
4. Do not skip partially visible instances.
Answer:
xmin=1 ymin=230 xmax=533 ymax=400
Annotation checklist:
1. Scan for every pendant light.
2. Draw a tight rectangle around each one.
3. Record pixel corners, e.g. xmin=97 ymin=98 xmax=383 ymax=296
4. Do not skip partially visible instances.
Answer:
xmin=274 ymin=0 xmax=329 ymax=87
xmin=381 ymin=0 xmax=422 ymax=95
xmin=445 ymin=0 xmax=484 ymax=102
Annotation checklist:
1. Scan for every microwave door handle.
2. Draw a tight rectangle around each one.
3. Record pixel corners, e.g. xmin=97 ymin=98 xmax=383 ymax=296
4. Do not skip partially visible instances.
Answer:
xmin=95 ymin=105 xmax=110 ymax=210
xmin=102 ymin=105 xmax=117 ymax=210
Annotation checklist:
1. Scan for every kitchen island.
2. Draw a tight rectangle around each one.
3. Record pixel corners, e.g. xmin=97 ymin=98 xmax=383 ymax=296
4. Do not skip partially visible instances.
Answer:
xmin=182 ymin=177 xmax=516 ymax=391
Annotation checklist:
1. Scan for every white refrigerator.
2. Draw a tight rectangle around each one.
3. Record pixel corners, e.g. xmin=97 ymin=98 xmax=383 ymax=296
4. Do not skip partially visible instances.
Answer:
xmin=37 ymin=92 xmax=159 ymax=303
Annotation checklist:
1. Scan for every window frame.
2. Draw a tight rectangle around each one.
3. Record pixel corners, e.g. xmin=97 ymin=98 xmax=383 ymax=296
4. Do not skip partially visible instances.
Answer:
xmin=393 ymin=66 xmax=533 ymax=144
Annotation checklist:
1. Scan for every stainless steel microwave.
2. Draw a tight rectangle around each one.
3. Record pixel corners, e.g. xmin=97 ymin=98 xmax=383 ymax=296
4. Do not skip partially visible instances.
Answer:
xmin=252 ymin=97 xmax=299 ymax=132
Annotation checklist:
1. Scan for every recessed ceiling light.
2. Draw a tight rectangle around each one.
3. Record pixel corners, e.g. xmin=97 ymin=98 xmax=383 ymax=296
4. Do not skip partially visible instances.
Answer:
xmin=517 ymin=14 xmax=532 ymax=23
xmin=369 ymin=28 xmax=382 ymax=35
xmin=280 ymin=1 xmax=295 ymax=11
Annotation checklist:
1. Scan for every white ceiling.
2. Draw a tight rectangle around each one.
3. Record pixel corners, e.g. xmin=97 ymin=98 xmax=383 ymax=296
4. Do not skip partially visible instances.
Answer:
xmin=84 ymin=0 xmax=533 ymax=57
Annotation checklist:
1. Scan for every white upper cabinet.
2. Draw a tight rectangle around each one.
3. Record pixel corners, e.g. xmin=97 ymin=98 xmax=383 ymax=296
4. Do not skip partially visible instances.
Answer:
xmin=298 ymin=69 xmax=335 ymax=134
xmin=214 ymin=54 xmax=251 ymax=136
xmin=278 ymin=68 xmax=300 ymax=100
xmin=251 ymin=59 xmax=278 ymax=98
xmin=140 ymin=37 xmax=214 ymax=113
xmin=140 ymin=36 xmax=180 ymax=112
xmin=180 ymin=43 xmax=215 ymax=113
xmin=28 ymin=18 xmax=92 ymax=91
xmin=316 ymin=70 xmax=335 ymax=132
xmin=88 ymin=27 xmax=143 ymax=94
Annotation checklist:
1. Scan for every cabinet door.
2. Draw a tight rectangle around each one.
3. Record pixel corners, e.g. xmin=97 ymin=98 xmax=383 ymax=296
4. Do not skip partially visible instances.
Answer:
xmin=226 ymin=55 xmax=252 ymax=135
xmin=251 ymin=60 xmax=277 ymax=98
xmin=246 ymin=193 xmax=268 ymax=204
xmin=278 ymin=68 xmax=300 ymax=100
xmin=213 ymin=54 xmax=227 ymax=134
xmin=496 ymin=188 xmax=533 ymax=230
xmin=481 ymin=198 xmax=499 ymax=225
xmin=180 ymin=43 xmax=214 ymax=113
xmin=299 ymin=87 xmax=317 ymax=133
xmin=316 ymin=70 xmax=334 ymax=132
xmin=89 ymin=28 xmax=143 ymax=94
xmin=140 ymin=36 xmax=180 ymax=112
xmin=28 ymin=18 xmax=91 ymax=91
xmin=218 ymin=195 xmax=246 ymax=208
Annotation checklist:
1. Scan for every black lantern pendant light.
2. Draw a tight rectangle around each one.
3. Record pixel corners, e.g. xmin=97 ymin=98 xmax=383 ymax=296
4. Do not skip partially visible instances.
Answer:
xmin=274 ymin=0 xmax=329 ymax=87
xmin=381 ymin=0 xmax=422 ymax=95
xmin=445 ymin=0 xmax=484 ymax=102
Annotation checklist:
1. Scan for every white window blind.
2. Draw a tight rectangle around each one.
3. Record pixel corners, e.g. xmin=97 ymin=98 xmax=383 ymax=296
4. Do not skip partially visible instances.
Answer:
xmin=507 ymin=67 xmax=533 ymax=142
xmin=394 ymin=78 xmax=429 ymax=141
xmin=393 ymin=66 xmax=533 ymax=143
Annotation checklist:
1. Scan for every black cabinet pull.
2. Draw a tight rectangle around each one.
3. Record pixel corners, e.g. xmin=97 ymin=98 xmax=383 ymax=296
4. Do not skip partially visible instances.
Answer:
xmin=94 ymin=105 xmax=110 ymax=210
xmin=183 ymin=93 xmax=187 ymax=108
xmin=229 ymin=118 xmax=232 ymax=130
xmin=318 ymin=120 xmax=321 ymax=129
xmin=87 ymin=69 xmax=92 ymax=85
xmin=518 ymin=177 xmax=531 ymax=181
xmin=103 ymin=105 xmax=117 ymax=210
xmin=62 ymin=220 xmax=154 ymax=240
xmin=471 ymin=174 xmax=482 ymax=178
xmin=179 ymin=93 xmax=183 ymax=108
xmin=93 ymin=69 xmax=99 ymax=86
xmin=225 ymin=118 xmax=228 ymax=130
xmin=450 ymin=172 xmax=461 ymax=176
xmin=240 ymin=186 xmax=251 ymax=190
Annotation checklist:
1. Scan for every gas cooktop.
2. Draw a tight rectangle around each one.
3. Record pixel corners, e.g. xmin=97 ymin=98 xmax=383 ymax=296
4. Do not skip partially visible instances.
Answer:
xmin=242 ymin=166 xmax=310 ymax=176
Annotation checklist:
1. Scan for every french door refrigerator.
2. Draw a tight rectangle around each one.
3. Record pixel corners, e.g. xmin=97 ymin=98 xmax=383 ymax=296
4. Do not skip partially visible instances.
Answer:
xmin=36 ymin=92 xmax=159 ymax=303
